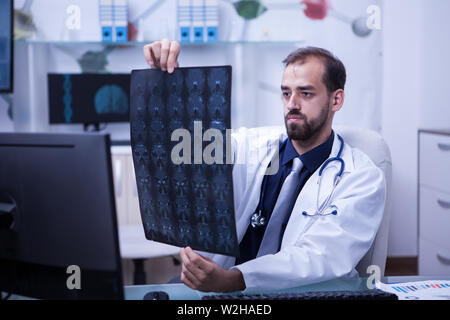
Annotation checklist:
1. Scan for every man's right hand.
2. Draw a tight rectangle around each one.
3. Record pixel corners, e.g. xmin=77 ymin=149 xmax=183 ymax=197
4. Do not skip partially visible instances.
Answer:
xmin=143 ymin=38 xmax=181 ymax=73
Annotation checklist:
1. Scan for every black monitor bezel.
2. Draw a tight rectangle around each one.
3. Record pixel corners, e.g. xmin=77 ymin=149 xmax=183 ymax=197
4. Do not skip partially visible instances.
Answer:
xmin=0 ymin=133 xmax=124 ymax=300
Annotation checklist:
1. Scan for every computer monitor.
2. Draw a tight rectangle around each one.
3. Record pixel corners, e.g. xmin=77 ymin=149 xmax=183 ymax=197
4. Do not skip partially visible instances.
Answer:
xmin=0 ymin=0 xmax=13 ymax=93
xmin=48 ymin=73 xmax=131 ymax=129
xmin=0 ymin=132 xmax=124 ymax=300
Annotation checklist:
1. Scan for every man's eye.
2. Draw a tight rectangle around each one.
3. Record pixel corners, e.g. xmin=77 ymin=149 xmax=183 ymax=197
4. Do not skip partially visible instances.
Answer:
xmin=302 ymin=92 xmax=312 ymax=97
xmin=282 ymin=92 xmax=290 ymax=98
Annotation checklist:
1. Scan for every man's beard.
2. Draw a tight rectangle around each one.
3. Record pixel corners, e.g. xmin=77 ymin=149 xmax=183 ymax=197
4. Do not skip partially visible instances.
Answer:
xmin=284 ymin=101 xmax=330 ymax=141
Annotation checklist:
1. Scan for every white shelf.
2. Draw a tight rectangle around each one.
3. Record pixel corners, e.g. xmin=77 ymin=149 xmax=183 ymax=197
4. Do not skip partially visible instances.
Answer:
xmin=15 ymin=39 xmax=305 ymax=46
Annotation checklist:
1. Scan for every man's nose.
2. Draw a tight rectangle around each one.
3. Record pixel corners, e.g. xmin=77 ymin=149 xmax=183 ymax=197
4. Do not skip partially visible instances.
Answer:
xmin=287 ymin=93 xmax=301 ymax=111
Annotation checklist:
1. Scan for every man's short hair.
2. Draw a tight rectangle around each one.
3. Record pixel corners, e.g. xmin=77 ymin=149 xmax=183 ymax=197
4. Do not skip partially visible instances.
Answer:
xmin=282 ymin=47 xmax=346 ymax=94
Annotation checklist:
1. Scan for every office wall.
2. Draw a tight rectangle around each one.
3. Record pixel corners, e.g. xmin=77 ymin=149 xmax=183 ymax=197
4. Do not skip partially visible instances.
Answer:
xmin=418 ymin=0 xmax=450 ymax=129
xmin=382 ymin=0 xmax=420 ymax=257
xmin=382 ymin=0 xmax=450 ymax=257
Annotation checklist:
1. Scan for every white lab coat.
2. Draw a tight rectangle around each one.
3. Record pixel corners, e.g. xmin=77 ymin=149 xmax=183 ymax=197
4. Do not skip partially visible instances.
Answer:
xmin=203 ymin=126 xmax=386 ymax=292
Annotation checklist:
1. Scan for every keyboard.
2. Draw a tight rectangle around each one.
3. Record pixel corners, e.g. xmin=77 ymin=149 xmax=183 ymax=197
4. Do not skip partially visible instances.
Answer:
xmin=202 ymin=289 xmax=398 ymax=300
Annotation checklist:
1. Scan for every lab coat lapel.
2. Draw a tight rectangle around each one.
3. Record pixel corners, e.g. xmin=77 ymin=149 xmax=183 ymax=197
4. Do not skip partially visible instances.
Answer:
xmin=235 ymin=138 xmax=282 ymax=243
xmin=281 ymin=169 xmax=320 ymax=246
xmin=281 ymin=132 xmax=353 ymax=247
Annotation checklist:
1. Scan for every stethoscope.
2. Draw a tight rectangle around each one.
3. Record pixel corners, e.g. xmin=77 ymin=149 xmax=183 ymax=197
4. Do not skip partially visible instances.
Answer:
xmin=250 ymin=134 xmax=345 ymax=229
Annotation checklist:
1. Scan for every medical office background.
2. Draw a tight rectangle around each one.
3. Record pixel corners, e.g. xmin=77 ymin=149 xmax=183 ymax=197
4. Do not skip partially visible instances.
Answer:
xmin=0 ymin=0 xmax=449 ymax=283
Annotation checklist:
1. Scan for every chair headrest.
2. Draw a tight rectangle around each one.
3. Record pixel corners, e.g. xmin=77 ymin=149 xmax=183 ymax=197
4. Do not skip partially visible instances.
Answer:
xmin=333 ymin=125 xmax=392 ymax=170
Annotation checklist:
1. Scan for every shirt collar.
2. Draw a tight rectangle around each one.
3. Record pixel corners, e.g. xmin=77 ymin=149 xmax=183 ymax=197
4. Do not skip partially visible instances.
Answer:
xmin=282 ymin=131 xmax=335 ymax=173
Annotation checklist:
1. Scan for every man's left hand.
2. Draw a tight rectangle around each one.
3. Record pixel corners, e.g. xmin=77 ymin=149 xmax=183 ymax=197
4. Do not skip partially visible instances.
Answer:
xmin=179 ymin=247 xmax=246 ymax=293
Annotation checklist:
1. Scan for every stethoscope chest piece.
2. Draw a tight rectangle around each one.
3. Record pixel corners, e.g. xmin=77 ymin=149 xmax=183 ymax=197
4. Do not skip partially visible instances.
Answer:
xmin=250 ymin=211 xmax=266 ymax=228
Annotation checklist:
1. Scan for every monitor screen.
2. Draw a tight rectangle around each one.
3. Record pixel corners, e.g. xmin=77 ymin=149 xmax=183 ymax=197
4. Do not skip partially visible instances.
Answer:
xmin=0 ymin=132 xmax=124 ymax=300
xmin=48 ymin=73 xmax=131 ymax=125
xmin=0 ymin=0 xmax=13 ymax=93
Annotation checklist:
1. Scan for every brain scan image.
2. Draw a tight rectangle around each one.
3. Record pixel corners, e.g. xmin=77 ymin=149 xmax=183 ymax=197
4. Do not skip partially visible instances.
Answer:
xmin=169 ymin=119 xmax=185 ymax=134
xmin=149 ymin=119 xmax=166 ymax=141
xmin=148 ymin=71 xmax=164 ymax=95
xmin=174 ymin=199 xmax=192 ymax=222
xmin=133 ymin=143 xmax=149 ymax=164
xmin=172 ymin=166 xmax=190 ymax=197
xmin=185 ymin=69 xmax=206 ymax=93
xmin=149 ymin=95 xmax=165 ymax=119
xmin=165 ymin=72 xmax=184 ymax=95
xmin=207 ymin=68 xmax=229 ymax=93
xmin=167 ymin=94 xmax=184 ymax=119
xmin=186 ymin=94 xmax=205 ymax=120
xmin=130 ymin=66 xmax=238 ymax=256
xmin=207 ymin=94 xmax=227 ymax=120
xmin=151 ymin=144 xmax=168 ymax=168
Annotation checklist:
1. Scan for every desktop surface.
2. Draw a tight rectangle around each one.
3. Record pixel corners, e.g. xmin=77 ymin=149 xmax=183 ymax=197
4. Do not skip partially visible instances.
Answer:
xmin=124 ymin=276 xmax=450 ymax=300
xmin=5 ymin=276 xmax=450 ymax=300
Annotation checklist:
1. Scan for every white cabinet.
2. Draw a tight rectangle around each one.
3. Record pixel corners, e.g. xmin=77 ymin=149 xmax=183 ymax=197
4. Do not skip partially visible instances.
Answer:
xmin=418 ymin=130 xmax=450 ymax=275
xmin=111 ymin=146 xmax=142 ymax=225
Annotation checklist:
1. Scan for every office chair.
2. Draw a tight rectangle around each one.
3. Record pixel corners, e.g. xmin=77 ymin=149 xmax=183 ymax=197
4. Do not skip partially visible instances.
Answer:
xmin=333 ymin=125 xmax=392 ymax=277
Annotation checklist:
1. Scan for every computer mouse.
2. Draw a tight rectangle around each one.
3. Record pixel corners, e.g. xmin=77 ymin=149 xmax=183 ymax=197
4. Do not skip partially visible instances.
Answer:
xmin=143 ymin=291 xmax=170 ymax=300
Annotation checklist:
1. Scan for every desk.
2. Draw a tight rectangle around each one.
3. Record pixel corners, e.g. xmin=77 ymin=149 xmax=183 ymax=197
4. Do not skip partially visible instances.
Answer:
xmin=124 ymin=276 xmax=450 ymax=300
xmin=5 ymin=276 xmax=450 ymax=300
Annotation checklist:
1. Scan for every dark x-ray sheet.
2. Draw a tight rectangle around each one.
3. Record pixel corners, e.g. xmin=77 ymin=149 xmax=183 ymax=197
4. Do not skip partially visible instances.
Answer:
xmin=130 ymin=66 xmax=239 ymax=257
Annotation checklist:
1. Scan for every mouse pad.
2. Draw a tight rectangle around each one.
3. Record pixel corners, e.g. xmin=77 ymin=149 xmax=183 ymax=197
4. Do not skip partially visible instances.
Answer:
xmin=130 ymin=66 xmax=238 ymax=257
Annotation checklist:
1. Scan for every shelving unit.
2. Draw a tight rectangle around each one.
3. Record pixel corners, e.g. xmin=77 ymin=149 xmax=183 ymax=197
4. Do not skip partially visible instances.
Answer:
xmin=12 ymin=38 xmax=300 ymax=136
xmin=16 ymin=39 xmax=305 ymax=46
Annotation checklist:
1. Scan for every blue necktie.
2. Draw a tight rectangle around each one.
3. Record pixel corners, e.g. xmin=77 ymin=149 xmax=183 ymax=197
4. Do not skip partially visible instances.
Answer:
xmin=257 ymin=157 xmax=303 ymax=257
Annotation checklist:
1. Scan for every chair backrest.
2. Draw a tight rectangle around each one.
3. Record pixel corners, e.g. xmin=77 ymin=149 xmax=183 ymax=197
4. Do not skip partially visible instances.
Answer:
xmin=333 ymin=125 xmax=392 ymax=277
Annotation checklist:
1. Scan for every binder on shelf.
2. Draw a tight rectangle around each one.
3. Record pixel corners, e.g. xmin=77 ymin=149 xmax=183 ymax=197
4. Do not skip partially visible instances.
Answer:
xmin=177 ymin=0 xmax=219 ymax=43
xmin=178 ymin=0 xmax=191 ymax=43
xmin=114 ymin=0 xmax=128 ymax=43
xmin=205 ymin=0 xmax=218 ymax=42
xmin=99 ymin=0 xmax=114 ymax=42
xmin=99 ymin=0 xmax=128 ymax=43
xmin=192 ymin=0 xmax=204 ymax=42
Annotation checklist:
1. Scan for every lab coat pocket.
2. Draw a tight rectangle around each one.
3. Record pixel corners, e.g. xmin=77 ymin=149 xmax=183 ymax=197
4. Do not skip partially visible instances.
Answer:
xmin=281 ymin=202 xmax=318 ymax=248
xmin=281 ymin=173 xmax=319 ymax=247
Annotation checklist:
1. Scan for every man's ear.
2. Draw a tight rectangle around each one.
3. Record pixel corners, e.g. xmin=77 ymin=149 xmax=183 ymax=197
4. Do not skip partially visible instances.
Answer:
xmin=330 ymin=89 xmax=344 ymax=112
